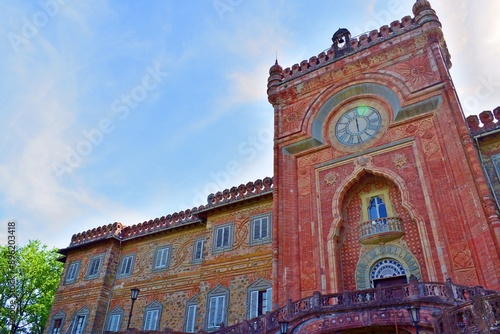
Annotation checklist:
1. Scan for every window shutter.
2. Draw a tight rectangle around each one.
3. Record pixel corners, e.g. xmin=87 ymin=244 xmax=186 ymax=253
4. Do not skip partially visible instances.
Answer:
xmin=266 ymin=288 xmax=272 ymax=313
xmin=108 ymin=314 xmax=120 ymax=331
xmin=144 ymin=310 xmax=152 ymax=329
xmin=261 ymin=218 xmax=268 ymax=238
xmin=208 ymin=297 xmax=217 ymax=327
xmin=249 ymin=290 xmax=258 ymax=318
xmin=186 ymin=304 xmax=197 ymax=332
xmin=216 ymin=296 xmax=225 ymax=326
xmin=253 ymin=220 xmax=261 ymax=240
xmin=151 ymin=309 xmax=159 ymax=329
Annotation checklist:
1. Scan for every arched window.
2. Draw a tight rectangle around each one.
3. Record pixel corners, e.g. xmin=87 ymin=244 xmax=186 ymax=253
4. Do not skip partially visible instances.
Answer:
xmin=368 ymin=196 xmax=387 ymax=220
xmin=370 ymin=258 xmax=407 ymax=287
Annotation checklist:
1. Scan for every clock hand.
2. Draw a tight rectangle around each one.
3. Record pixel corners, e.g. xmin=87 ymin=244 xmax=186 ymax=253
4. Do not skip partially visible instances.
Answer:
xmin=355 ymin=118 xmax=360 ymax=132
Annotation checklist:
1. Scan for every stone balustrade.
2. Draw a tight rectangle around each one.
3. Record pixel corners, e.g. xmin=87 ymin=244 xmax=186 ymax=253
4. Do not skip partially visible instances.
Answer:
xmin=358 ymin=216 xmax=404 ymax=244
xmin=108 ymin=280 xmax=500 ymax=334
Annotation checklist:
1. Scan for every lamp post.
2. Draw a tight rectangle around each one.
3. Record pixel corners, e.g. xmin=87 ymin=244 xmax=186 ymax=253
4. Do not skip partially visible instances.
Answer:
xmin=407 ymin=305 xmax=421 ymax=334
xmin=127 ymin=288 xmax=140 ymax=330
xmin=278 ymin=321 xmax=289 ymax=334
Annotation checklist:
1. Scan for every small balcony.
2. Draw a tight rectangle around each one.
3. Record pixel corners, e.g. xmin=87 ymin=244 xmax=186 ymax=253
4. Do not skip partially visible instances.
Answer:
xmin=359 ymin=216 xmax=404 ymax=244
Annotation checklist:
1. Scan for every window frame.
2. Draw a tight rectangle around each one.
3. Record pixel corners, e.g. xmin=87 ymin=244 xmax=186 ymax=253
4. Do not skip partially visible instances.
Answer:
xmin=106 ymin=307 xmax=124 ymax=332
xmin=85 ymin=254 xmax=105 ymax=280
xmin=184 ymin=295 xmax=198 ymax=332
xmin=249 ymin=214 xmax=272 ymax=245
xmin=153 ymin=246 xmax=172 ymax=272
xmin=71 ymin=307 xmax=90 ymax=334
xmin=117 ymin=254 xmax=135 ymax=278
xmin=192 ymin=238 xmax=205 ymax=264
xmin=48 ymin=310 xmax=66 ymax=334
xmin=212 ymin=223 xmax=234 ymax=254
xmin=64 ymin=260 xmax=81 ymax=284
xmin=142 ymin=301 xmax=163 ymax=330
xmin=206 ymin=285 xmax=229 ymax=330
xmin=247 ymin=279 xmax=272 ymax=319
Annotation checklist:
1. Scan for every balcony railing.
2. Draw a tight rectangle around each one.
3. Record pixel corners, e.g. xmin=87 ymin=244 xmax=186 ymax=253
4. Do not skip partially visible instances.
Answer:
xmin=359 ymin=216 xmax=404 ymax=244
xmin=109 ymin=280 xmax=500 ymax=334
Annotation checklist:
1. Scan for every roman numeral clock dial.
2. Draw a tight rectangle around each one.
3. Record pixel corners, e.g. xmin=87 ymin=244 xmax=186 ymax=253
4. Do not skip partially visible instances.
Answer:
xmin=334 ymin=106 xmax=382 ymax=146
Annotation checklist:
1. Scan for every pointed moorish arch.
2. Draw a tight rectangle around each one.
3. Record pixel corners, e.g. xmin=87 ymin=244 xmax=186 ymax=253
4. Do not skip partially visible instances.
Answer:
xmin=325 ymin=157 xmax=436 ymax=291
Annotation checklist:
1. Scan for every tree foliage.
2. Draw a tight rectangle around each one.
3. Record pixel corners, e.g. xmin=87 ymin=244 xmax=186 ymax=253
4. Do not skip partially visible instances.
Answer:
xmin=0 ymin=240 xmax=63 ymax=334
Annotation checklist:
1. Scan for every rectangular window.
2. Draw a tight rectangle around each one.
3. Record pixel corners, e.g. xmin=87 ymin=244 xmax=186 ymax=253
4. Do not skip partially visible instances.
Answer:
xmin=72 ymin=315 xmax=86 ymax=334
xmin=86 ymin=255 xmax=104 ymax=279
xmin=52 ymin=319 xmax=62 ymax=334
xmin=108 ymin=314 xmax=121 ymax=331
xmin=153 ymin=246 xmax=171 ymax=271
xmin=143 ymin=309 xmax=160 ymax=330
xmin=193 ymin=239 xmax=204 ymax=263
xmin=118 ymin=254 xmax=135 ymax=277
xmin=65 ymin=261 xmax=80 ymax=284
xmin=250 ymin=215 xmax=272 ymax=245
xmin=185 ymin=304 xmax=197 ymax=332
xmin=249 ymin=288 xmax=272 ymax=318
xmin=213 ymin=224 xmax=233 ymax=253
xmin=208 ymin=295 xmax=225 ymax=329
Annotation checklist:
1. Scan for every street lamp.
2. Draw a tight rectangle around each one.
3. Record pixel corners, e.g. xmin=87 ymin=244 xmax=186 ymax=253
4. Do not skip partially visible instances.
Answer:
xmin=407 ymin=305 xmax=421 ymax=334
xmin=278 ymin=321 xmax=289 ymax=334
xmin=127 ymin=288 xmax=140 ymax=330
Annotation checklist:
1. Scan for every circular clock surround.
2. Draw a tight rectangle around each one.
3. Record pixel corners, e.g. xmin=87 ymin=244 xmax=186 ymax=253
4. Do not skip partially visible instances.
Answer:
xmin=327 ymin=100 xmax=390 ymax=151
xmin=334 ymin=106 xmax=382 ymax=145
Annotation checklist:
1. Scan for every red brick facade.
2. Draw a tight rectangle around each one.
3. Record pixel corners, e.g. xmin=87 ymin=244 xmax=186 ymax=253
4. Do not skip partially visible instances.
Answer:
xmin=45 ymin=1 xmax=500 ymax=333
xmin=268 ymin=0 xmax=500 ymax=310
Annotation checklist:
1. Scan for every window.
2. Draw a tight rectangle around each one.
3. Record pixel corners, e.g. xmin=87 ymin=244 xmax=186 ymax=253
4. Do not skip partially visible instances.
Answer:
xmin=247 ymin=279 xmax=272 ymax=319
xmin=213 ymin=223 xmax=233 ymax=253
xmin=106 ymin=307 xmax=124 ymax=332
xmin=184 ymin=296 xmax=198 ymax=332
xmin=206 ymin=286 xmax=229 ymax=330
xmin=64 ymin=261 xmax=81 ymax=284
xmin=492 ymin=154 xmax=500 ymax=180
xmin=193 ymin=239 xmax=205 ymax=263
xmin=85 ymin=254 xmax=104 ymax=279
xmin=71 ymin=307 xmax=89 ymax=334
xmin=49 ymin=311 xmax=65 ymax=334
xmin=117 ymin=254 xmax=135 ymax=278
xmin=142 ymin=301 xmax=162 ymax=330
xmin=370 ymin=258 xmax=407 ymax=287
xmin=249 ymin=214 xmax=272 ymax=245
xmin=368 ymin=196 xmax=388 ymax=220
xmin=153 ymin=246 xmax=171 ymax=271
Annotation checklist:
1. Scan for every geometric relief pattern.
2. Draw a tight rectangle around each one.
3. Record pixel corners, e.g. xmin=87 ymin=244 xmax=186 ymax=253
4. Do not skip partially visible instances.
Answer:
xmin=391 ymin=55 xmax=437 ymax=91
xmin=390 ymin=118 xmax=440 ymax=159
xmin=355 ymin=244 xmax=421 ymax=290
xmin=280 ymin=100 xmax=309 ymax=137
xmin=297 ymin=149 xmax=332 ymax=195
xmin=454 ymin=268 xmax=480 ymax=286
xmin=450 ymin=242 xmax=475 ymax=269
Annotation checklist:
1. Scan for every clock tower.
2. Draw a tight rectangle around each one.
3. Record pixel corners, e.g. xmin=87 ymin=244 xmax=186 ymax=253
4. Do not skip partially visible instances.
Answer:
xmin=267 ymin=0 xmax=500 ymax=307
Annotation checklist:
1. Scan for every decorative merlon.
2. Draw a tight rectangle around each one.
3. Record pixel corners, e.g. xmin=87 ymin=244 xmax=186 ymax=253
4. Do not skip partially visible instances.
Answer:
xmin=466 ymin=107 xmax=500 ymax=136
xmin=67 ymin=177 xmax=273 ymax=248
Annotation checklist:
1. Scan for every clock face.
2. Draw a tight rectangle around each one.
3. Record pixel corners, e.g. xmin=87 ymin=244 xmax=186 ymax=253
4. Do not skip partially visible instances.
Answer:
xmin=334 ymin=106 xmax=382 ymax=146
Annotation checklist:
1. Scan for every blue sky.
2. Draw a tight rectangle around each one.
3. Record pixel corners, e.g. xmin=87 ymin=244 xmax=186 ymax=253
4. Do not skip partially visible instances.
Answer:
xmin=1 ymin=0 xmax=499 ymax=249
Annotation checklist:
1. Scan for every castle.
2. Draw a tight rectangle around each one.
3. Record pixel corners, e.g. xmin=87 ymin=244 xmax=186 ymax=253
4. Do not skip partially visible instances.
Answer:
xmin=45 ymin=1 xmax=500 ymax=333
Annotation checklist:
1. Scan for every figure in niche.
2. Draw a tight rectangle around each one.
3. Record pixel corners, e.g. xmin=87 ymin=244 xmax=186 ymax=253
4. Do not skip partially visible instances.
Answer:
xmin=368 ymin=196 xmax=388 ymax=233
